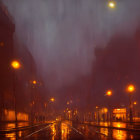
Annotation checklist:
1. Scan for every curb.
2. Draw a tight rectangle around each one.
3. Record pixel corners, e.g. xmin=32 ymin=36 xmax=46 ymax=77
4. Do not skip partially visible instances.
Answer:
xmin=84 ymin=123 xmax=140 ymax=132
xmin=0 ymin=123 xmax=52 ymax=134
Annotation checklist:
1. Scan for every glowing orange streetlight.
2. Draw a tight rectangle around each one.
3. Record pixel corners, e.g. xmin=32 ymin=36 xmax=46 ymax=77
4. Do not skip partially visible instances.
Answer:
xmin=11 ymin=60 xmax=21 ymax=127
xmin=30 ymin=80 xmax=37 ymax=123
xmin=96 ymin=106 xmax=99 ymax=109
xmin=134 ymin=101 xmax=137 ymax=105
xmin=127 ymin=84 xmax=135 ymax=123
xmin=105 ymin=90 xmax=112 ymax=123
xmin=32 ymin=80 xmax=37 ymax=85
xmin=133 ymin=101 xmax=137 ymax=122
xmin=106 ymin=90 xmax=112 ymax=96
xmin=127 ymin=84 xmax=135 ymax=93
xmin=50 ymin=97 xmax=55 ymax=102
xmin=11 ymin=60 xmax=21 ymax=69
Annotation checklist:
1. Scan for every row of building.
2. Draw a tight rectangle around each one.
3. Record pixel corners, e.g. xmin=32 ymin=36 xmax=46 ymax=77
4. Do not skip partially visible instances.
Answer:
xmin=64 ymin=106 xmax=140 ymax=123
xmin=0 ymin=1 xmax=48 ymax=122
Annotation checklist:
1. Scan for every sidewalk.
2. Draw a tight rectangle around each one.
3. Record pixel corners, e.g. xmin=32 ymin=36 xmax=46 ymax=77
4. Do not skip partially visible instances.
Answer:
xmin=83 ymin=121 xmax=140 ymax=132
xmin=0 ymin=121 xmax=53 ymax=134
xmin=0 ymin=121 xmax=29 ymax=130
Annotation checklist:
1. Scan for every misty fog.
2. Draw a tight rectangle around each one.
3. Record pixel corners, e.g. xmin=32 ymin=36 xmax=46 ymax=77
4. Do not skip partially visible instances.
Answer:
xmin=3 ymin=0 xmax=140 ymax=92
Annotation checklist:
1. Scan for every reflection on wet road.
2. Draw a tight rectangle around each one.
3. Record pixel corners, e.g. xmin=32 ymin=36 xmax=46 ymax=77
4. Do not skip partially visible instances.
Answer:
xmin=0 ymin=121 xmax=140 ymax=140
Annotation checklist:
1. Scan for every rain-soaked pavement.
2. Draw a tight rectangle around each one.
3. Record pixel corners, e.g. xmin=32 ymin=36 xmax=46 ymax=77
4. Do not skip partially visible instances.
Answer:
xmin=1 ymin=121 xmax=140 ymax=140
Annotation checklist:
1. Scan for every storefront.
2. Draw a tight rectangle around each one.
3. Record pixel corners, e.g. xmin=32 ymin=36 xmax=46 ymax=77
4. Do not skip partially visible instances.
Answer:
xmin=112 ymin=108 xmax=126 ymax=121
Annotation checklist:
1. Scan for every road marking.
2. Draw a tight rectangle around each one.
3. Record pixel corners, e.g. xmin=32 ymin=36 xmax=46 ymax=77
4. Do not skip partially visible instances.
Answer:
xmin=22 ymin=123 xmax=53 ymax=139
xmin=71 ymin=126 xmax=84 ymax=136
xmin=94 ymin=129 xmax=108 ymax=137
xmin=65 ymin=122 xmax=109 ymax=138
xmin=82 ymin=124 xmax=109 ymax=137
xmin=63 ymin=123 xmax=84 ymax=136
xmin=1 ymin=123 xmax=51 ymax=134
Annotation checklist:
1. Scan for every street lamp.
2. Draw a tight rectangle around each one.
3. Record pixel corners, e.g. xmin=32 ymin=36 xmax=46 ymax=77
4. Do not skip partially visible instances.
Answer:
xmin=108 ymin=1 xmax=116 ymax=9
xmin=32 ymin=80 xmax=37 ymax=85
xmin=30 ymin=80 xmax=38 ymax=123
xmin=95 ymin=106 xmax=100 ymax=124
xmin=133 ymin=101 xmax=137 ymax=121
xmin=48 ymin=98 xmax=55 ymax=119
xmin=50 ymin=97 xmax=55 ymax=102
xmin=134 ymin=101 xmax=137 ymax=105
xmin=11 ymin=60 xmax=21 ymax=69
xmin=105 ymin=90 xmax=112 ymax=123
xmin=11 ymin=60 xmax=21 ymax=127
xmin=127 ymin=84 xmax=135 ymax=123
xmin=106 ymin=90 xmax=112 ymax=97
xmin=127 ymin=85 xmax=135 ymax=93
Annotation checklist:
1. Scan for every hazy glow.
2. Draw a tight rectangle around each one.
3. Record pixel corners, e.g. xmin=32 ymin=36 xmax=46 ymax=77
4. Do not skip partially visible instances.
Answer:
xmin=101 ymin=108 xmax=108 ymax=113
xmin=113 ymin=108 xmax=126 ymax=120
xmin=4 ymin=110 xmax=15 ymax=121
xmin=113 ymin=129 xmax=126 ymax=140
xmin=113 ymin=108 xmax=126 ymax=114
xmin=96 ymin=106 xmax=99 ymax=109
xmin=5 ymin=133 xmax=16 ymax=140
xmin=11 ymin=60 xmax=20 ymax=69
xmin=61 ymin=122 xmax=71 ymax=140
xmin=100 ymin=128 xmax=108 ymax=136
xmin=134 ymin=101 xmax=137 ymax=105
xmin=127 ymin=84 xmax=135 ymax=92
xmin=3 ymin=0 xmax=140 ymax=91
xmin=50 ymin=124 xmax=56 ymax=140
xmin=4 ymin=109 xmax=28 ymax=121
xmin=32 ymin=80 xmax=37 ymax=85
xmin=106 ymin=90 xmax=112 ymax=96
xmin=113 ymin=122 xmax=126 ymax=128
xmin=17 ymin=113 xmax=28 ymax=121
xmin=50 ymin=98 xmax=55 ymax=102
xmin=0 ymin=41 xmax=4 ymax=47
xmin=108 ymin=1 xmax=116 ymax=9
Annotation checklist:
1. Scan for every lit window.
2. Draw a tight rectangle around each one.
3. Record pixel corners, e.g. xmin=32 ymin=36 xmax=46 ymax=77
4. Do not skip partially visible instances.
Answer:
xmin=0 ymin=42 xmax=4 ymax=47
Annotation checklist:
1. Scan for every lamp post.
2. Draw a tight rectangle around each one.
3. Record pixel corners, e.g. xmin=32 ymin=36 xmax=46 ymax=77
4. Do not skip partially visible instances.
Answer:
xmin=106 ymin=90 xmax=112 ymax=97
xmin=32 ymin=80 xmax=37 ymax=85
xmin=134 ymin=101 xmax=137 ymax=105
xmin=48 ymin=97 xmax=55 ymax=119
xmin=11 ymin=60 xmax=21 ymax=127
xmin=30 ymin=80 xmax=37 ymax=124
xmin=105 ymin=90 xmax=112 ymax=123
xmin=96 ymin=106 xmax=100 ymax=124
xmin=50 ymin=97 xmax=55 ymax=102
xmin=133 ymin=101 xmax=137 ymax=122
xmin=127 ymin=84 xmax=135 ymax=123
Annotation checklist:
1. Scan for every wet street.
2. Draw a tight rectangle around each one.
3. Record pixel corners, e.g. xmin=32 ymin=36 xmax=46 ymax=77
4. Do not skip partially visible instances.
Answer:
xmin=1 ymin=0 xmax=140 ymax=139
xmin=1 ymin=121 xmax=140 ymax=140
